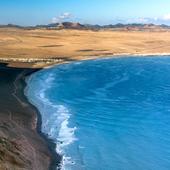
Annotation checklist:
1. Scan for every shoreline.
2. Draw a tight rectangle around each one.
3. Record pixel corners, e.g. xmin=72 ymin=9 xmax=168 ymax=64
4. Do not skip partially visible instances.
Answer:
xmin=0 ymin=64 xmax=61 ymax=170
xmin=23 ymin=70 xmax=62 ymax=170
xmin=1 ymin=53 xmax=170 ymax=69
xmin=1 ymin=53 xmax=170 ymax=170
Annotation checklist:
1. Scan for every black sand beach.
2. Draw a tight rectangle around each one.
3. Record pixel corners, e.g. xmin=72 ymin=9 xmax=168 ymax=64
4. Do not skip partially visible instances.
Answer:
xmin=0 ymin=63 xmax=61 ymax=170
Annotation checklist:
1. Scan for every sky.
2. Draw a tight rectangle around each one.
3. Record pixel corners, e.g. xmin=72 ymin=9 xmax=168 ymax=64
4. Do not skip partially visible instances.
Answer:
xmin=1 ymin=0 xmax=170 ymax=26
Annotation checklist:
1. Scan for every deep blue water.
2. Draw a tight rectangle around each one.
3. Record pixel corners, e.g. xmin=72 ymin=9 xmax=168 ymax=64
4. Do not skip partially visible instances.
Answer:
xmin=25 ymin=57 xmax=170 ymax=170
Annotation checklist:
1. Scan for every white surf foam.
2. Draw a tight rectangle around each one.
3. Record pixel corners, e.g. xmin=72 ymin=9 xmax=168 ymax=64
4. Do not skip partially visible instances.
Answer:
xmin=25 ymin=72 xmax=77 ymax=170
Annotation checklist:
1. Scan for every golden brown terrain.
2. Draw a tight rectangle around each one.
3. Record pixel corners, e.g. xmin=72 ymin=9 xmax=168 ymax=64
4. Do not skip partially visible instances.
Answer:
xmin=1 ymin=27 xmax=170 ymax=68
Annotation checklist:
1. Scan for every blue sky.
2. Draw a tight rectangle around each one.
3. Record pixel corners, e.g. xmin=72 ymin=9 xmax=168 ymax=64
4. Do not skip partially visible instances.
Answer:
xmin=1 ymin=0 xmax=170 ymax=25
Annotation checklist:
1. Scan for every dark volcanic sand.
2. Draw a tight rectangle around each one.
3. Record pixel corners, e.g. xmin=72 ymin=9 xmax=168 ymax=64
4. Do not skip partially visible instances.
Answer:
xmin=0 ymin=64 xmax=61 ymax=170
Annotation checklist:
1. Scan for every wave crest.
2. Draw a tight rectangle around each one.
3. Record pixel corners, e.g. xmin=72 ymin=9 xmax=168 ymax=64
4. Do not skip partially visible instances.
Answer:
xmin=25 ymin=72 xmax=77 ymax=170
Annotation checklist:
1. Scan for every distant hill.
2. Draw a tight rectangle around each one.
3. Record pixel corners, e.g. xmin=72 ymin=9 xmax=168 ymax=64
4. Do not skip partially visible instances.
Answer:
xmin=1 ymin=22 xmax=170 ymax=31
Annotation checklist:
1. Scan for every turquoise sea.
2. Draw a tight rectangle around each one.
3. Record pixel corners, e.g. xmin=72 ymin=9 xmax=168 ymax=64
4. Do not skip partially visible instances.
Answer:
xmin=25 ymin=57 xmax=170 ymax=170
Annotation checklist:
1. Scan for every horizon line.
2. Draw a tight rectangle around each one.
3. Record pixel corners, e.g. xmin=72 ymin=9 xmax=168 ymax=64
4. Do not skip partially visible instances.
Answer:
xmin=0 ymin=22 xmax=169 ymax=28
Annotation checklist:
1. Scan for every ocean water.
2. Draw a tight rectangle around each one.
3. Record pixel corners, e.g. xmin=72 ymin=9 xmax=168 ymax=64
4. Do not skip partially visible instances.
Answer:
xmin=25 ymin=57 xmax=170 ymax=170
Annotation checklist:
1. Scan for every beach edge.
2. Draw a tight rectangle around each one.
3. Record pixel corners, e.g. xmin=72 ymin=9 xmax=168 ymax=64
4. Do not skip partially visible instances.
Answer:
xmin=0 ymin=64 xmax=61 ymax=170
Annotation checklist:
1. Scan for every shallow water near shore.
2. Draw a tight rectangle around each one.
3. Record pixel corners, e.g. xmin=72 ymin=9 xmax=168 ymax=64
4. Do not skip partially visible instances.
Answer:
xmin=26 ymin=56 xmax=170 ymax=170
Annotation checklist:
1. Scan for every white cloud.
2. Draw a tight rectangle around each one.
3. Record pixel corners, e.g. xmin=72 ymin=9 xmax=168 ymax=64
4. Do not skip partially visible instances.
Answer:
xmin=52 ymin=12 xmax=72 ymax=23
xmin=52 ymin=17 xmax=59 ymax=23
xmin=137 ymin=18 xmax=149 ymax=23
xmin=163 ymin=14 xmax=170 ymax=20
xmin=153 ymin=17 xmax=158 ymax=21
xmin=124 ymin=15 xmax=170 ymax=25
xmin=59 ymin=12 xmax=72 ymax=19
xmin=125 ymin=17 xmax=150 ymax=24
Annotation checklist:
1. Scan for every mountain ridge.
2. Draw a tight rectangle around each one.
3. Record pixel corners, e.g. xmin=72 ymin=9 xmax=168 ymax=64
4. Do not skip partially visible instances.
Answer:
xmin=1 ymin=22 xmax=170 ymax=31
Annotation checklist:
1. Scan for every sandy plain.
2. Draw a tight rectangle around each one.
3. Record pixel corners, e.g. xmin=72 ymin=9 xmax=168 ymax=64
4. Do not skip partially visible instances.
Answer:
xmin=1 ymin=28 xmax=170 ymax=68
